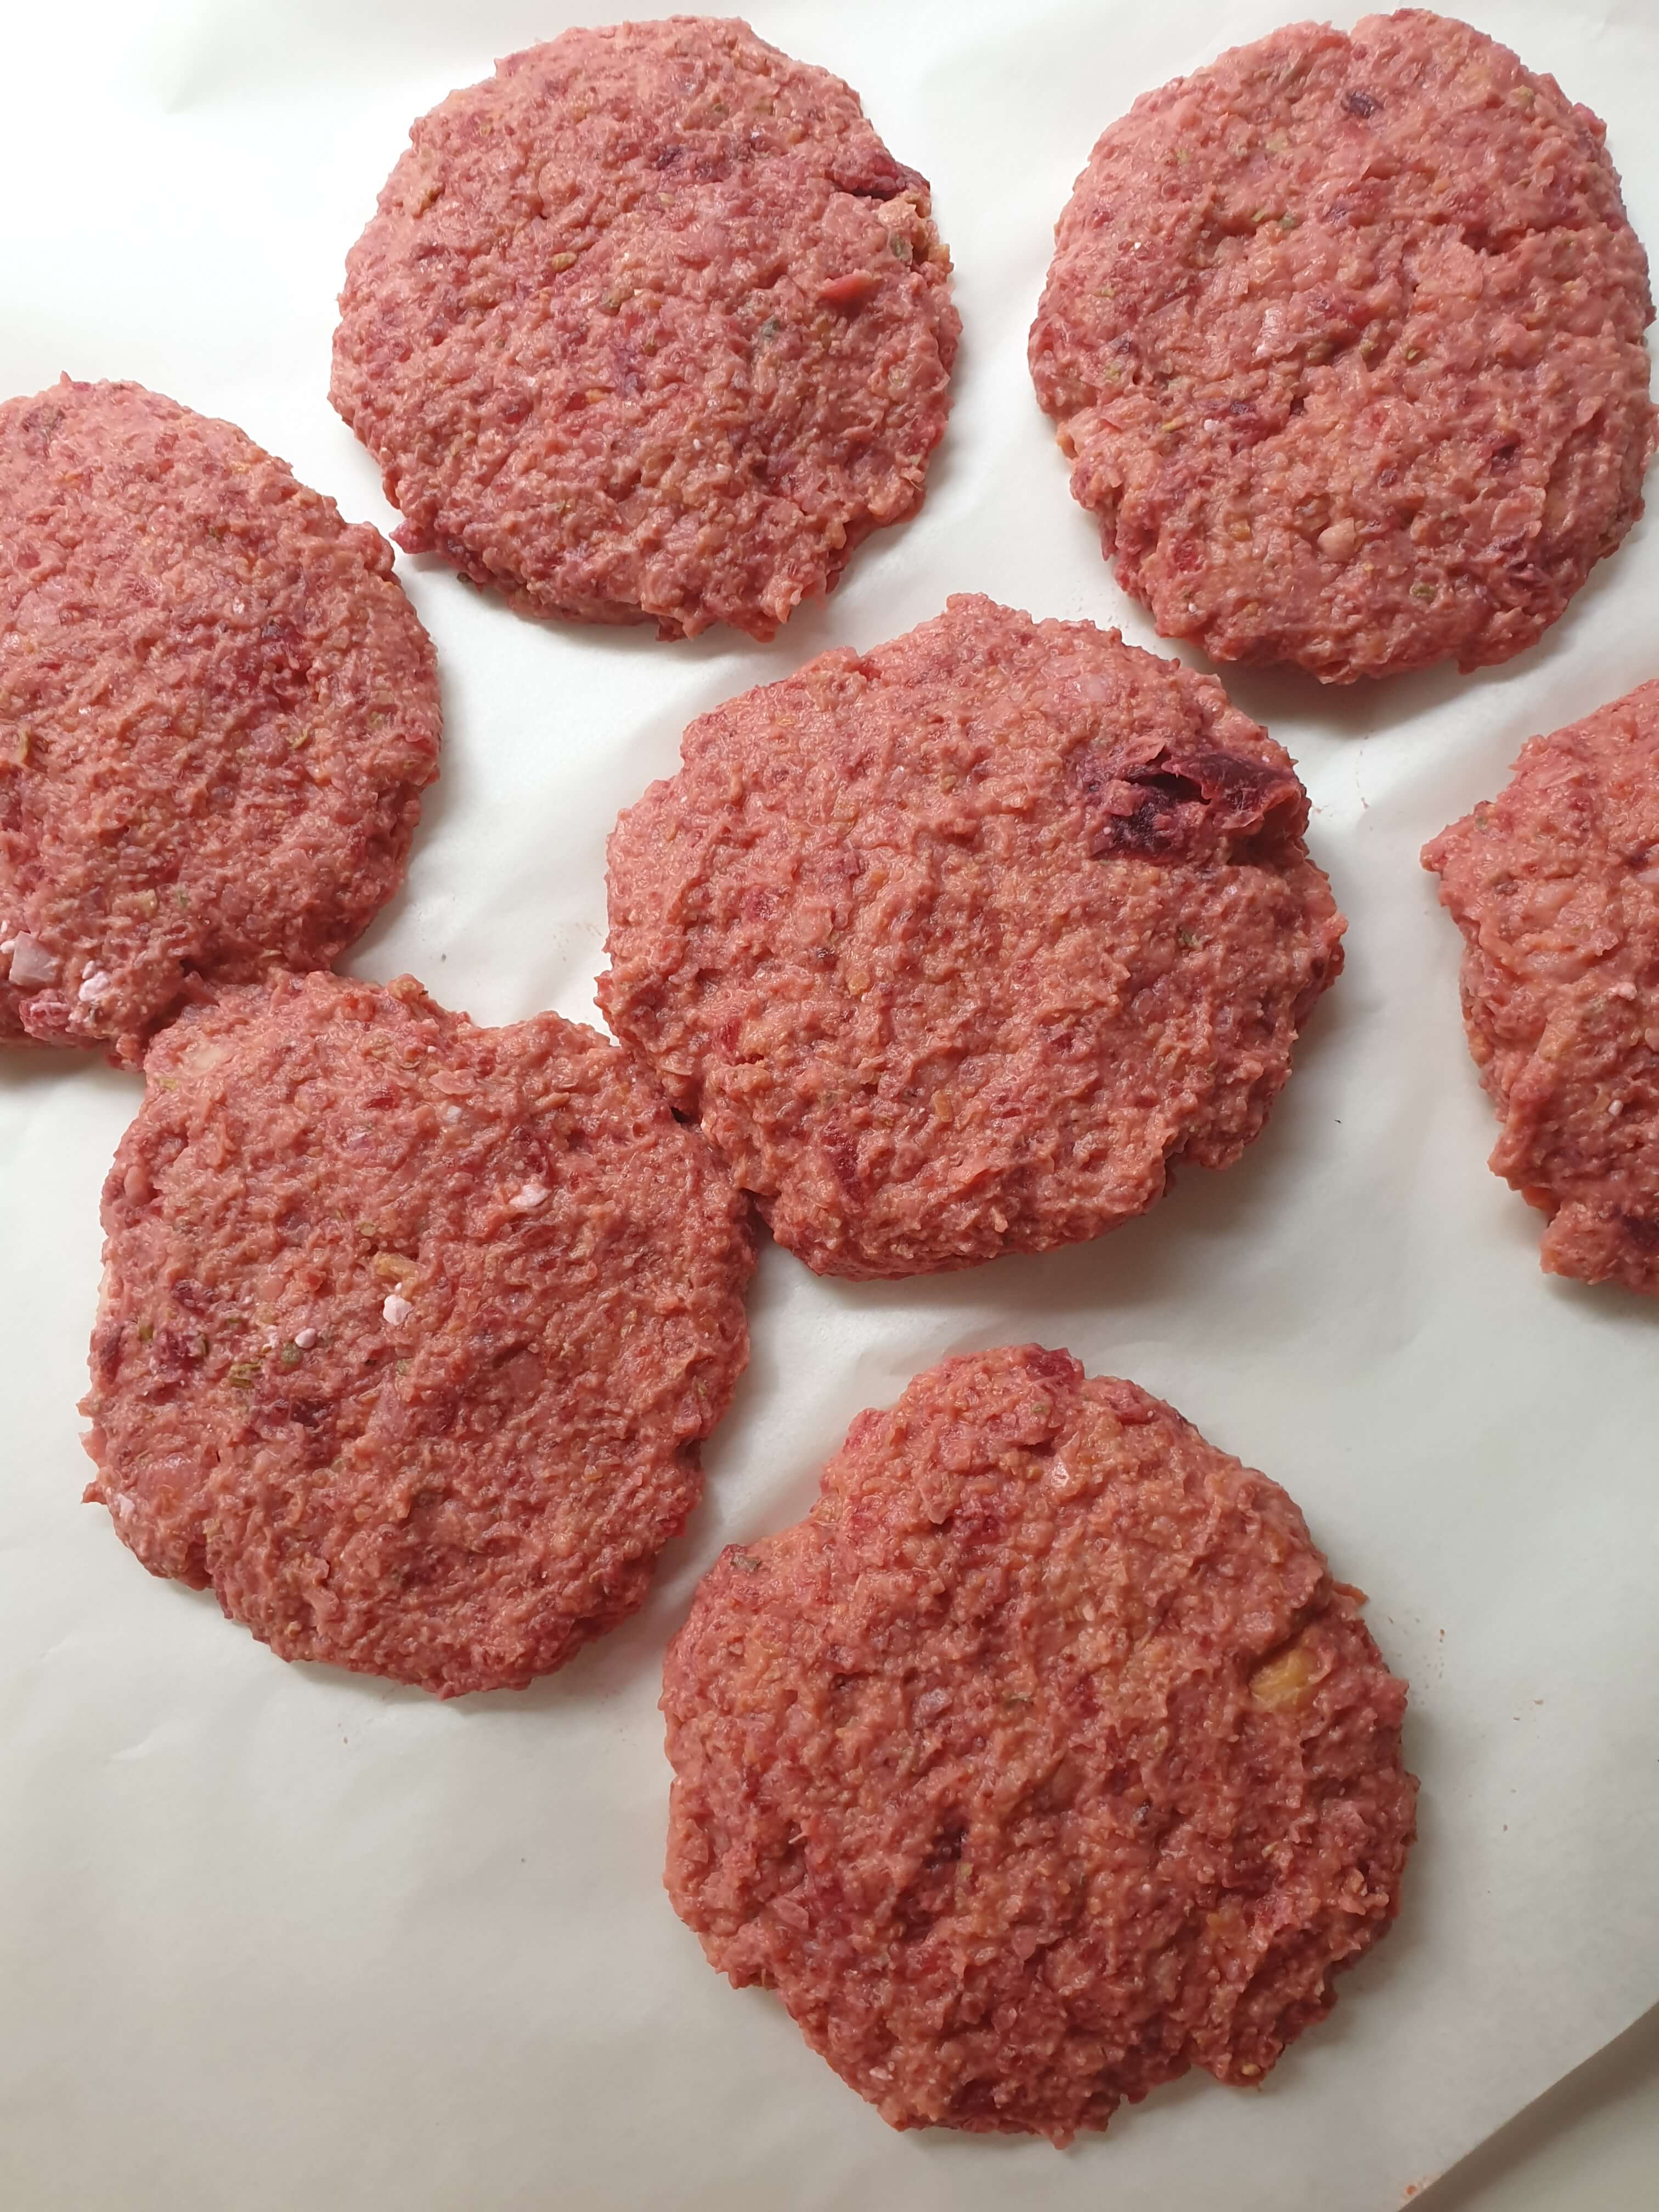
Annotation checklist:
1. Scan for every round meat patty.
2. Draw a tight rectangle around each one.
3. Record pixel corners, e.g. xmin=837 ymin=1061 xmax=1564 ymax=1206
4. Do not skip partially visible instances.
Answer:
xmin=81 ymin=972 xmax=754 ymax=1696
xmin=1029 ymin=10 xmax=1657 ymax=683
xmin=601 ymin=594 xmax=1344 ymax=1278
xmin=331 ymin=16 xmax=958 ymax=640
xmin=663 ymin=1344 xmax=1417 ymax=2142
xmin=0 ymin=379 xmax=440 ymax=1060
xmin=1424 ymin=679 xmax=1659 ymax=1293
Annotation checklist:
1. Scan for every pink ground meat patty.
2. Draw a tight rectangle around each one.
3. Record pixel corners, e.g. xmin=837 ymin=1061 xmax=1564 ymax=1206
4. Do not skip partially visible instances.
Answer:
xmin=0 ymin=379 xmax=439 ymax=1059
xmin=663 ymin=1344 xmax=1417 ymax=2143
xmin=81 ymin=972 xmax=753 ymax=1696
xmin=602 ymin=594 xmax=1343 ymax=1278
xmin=1029 ymin=10 xmax=1656 ymax=683
xmin=1424 ymin=679 xmax=1659 ymax=1293
xmin=331 ymin=16 xmax=958 ymax=640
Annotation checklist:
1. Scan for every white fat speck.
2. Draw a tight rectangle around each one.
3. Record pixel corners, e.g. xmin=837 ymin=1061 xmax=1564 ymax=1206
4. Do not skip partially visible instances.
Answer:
xmin=382 ymin=1294 xmax=414 ymax=1327
xmin=0 ymin=937 xmax=14 ymax=958
xmin=1609 ymin=1099 xmax=1624 ymax=1117
xmin=176 ymin=1034 xmax=234 ymax=1076
xmin=1609 ymin=980 xmax=1638 ymax=1001
xmin=442 ymin=1104 xmax=462 ymax=1125
xmin=510 ymin=1181 xmax=550 ymax=1212
xmin=77 ymin=969 xmax=112 ymax=1004
xmin=7 ymin=934 xmax=59 ymax=988
xmin=294 ymin=1327 xmax=318 ymax=1350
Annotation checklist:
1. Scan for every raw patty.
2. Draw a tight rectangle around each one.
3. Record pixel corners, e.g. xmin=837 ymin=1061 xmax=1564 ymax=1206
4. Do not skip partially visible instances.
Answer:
xmin=663 ymin=1344 xmax=1417 ymax=2142
xmin=601 ymin=594 xmax=1344 ymax=1278
xmin=331 ymin=16 xmax=958 ymax=640
xmin=81 ymin=972 xmax=754 ymax=1696
xmin=1029 ymin=10 xmax=1657 ymax=683
xmin=1424 ymin=679 xmax=1659 ymax=1292
xmin=0 ymin=379 xmax=439 ymax=1060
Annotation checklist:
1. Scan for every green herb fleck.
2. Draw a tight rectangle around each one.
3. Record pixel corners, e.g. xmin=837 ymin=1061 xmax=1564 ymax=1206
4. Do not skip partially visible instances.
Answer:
xmin=226 ymin=1360 xmax=260 ymax=1388
xmin=279 ymin=1341 xmax=302 ymax=1369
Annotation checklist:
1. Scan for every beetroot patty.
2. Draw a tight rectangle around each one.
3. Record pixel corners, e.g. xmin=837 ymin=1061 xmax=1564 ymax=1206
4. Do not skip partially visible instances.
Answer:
xmin=81 ymin=972 xmax=753 ymax=1696
xmin=602 ymin=594 xmax=1343 ymax=1278
xmin=1030 ymin=10 xmax=1656 ymax=682
xmin=331 ymin=16 xmax=958 ymax=640
xmin=0 ymin=379 xmax=439 ymax=1059
xmin=1424 ymin=679 xmax=1659 ymax=1293
xmin=663 ymin=1345 xmax=1417 ymax=2143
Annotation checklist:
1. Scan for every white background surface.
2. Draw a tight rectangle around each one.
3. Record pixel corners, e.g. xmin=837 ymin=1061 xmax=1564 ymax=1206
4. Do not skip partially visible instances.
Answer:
xmin=2 ymin=3 xmax=1657 ymax=2206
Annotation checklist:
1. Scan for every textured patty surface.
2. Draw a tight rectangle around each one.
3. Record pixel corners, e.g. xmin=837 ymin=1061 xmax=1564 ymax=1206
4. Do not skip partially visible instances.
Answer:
xmin=602 ymin=594 xmax=1343 ymax=1278
xmin=0 ymin=379 xmax=439 ymax=1059
xmin=81 ymin=973 xmax=753 ymax=1696
xmin=1424 ymin=679 xmax=1659 ymax=1292
xmin=663 ymin=1345 xmax=1417 ymax=2142
xmin=1029 ymin=9 xmax=1656 ymax=682
xmin=331 ymin=15 xmax=958 ymax=640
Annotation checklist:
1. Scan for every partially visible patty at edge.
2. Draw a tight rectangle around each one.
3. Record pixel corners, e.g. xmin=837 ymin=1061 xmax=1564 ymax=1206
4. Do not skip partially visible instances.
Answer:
xmin=0 ymin=377 xmax=439 ymax=1059
xmin=1424 ymin=677 xmax=1659 ymax=1293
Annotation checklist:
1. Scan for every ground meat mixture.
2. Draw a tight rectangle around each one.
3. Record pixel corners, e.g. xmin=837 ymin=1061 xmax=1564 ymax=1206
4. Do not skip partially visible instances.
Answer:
xmin=1424 ymin=679 xmax=1659 ymax=1292
xmin=663 ymin=1344 xmax=1417 ymax=2143
xmin=0 ymin=379 xmax=439 ymax=1060
xmin=331 ymin=16 xmax=958 ymax=640
xmin=602 ymin=595 xmax=1343 ymax=1278
xmin=1029 ymin=10 xmax=1656 ymax=682
xmin=81 ymin=972 xmax=753 ymax=1696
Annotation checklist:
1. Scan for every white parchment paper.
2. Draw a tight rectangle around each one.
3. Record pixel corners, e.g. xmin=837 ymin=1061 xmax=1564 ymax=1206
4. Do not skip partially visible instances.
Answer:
xmin=3 ymin=3 xmax=1657 ymax=2205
